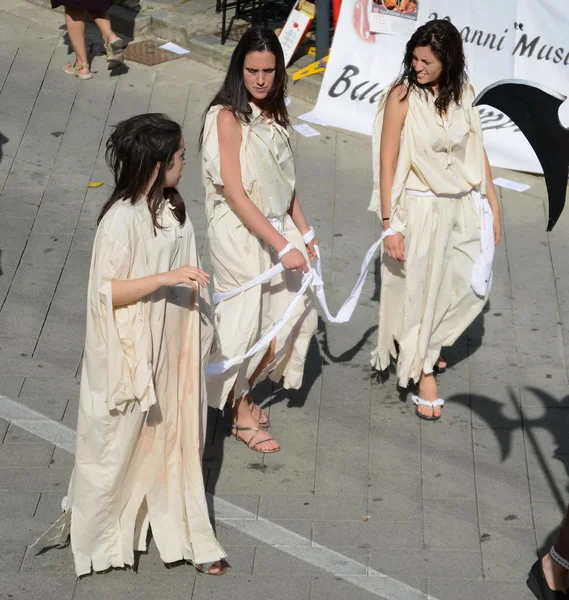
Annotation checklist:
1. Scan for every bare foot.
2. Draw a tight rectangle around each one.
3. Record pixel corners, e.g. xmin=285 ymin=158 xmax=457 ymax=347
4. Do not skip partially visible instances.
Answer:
xmin=416 ymin=373 xmax=442 ymax=419
xmin=542 ymin=554 xmax=569 ymax=593
xmin=232 ymin=397 xmax=279 ymax=452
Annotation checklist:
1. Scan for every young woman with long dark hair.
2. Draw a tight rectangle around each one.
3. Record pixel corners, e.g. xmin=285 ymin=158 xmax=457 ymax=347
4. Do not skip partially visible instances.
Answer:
xmin=369 ymin=19 xmax=501 ymax=420
xmin=36 ymin=113 xmax=227 ymax=576
xmin=200 ymin=27 xmax=318 ymax=453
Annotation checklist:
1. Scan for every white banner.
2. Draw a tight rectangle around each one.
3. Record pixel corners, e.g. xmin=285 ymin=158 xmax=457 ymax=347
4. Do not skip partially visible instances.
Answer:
xmin=301 ymin=0 xmax=569 ymax=174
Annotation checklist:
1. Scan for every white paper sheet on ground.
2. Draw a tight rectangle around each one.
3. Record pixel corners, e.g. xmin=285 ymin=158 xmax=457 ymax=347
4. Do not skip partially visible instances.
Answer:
xmin=293 ymin=124 xmax=321 ymax=137
xmin=285 ymin=97 xmax=291 ymax=106
xmin=493 ymin=177 xmax=531 ymax=192
xmin=297 ymin=111 xmax=330 ymax=126
xmin=159 ymin=42 xmax=190 ymax=55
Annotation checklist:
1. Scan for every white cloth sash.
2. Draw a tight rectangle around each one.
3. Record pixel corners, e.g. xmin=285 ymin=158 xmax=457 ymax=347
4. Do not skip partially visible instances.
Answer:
xmin=206 ymin=226 xmax=395 ymax=377
xmin=406 ymin=187 xmax=494 ymax=296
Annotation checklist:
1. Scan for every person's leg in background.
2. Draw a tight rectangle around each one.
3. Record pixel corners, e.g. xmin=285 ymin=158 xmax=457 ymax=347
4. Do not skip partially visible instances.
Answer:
xmin=63 ymin=7 xmax=92 ymax=79
xmin=528 ymin=504 xmax=569 ymax=599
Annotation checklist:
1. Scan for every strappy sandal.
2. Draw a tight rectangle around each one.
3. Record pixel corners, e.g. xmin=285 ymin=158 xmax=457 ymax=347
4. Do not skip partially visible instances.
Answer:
xmin=63 ymin=62 xmax=92 ymax=80
xmin=249 ymin=401 xmax=270 ymax=429
xmin=230 ymin=424 xmax=280 ymax=453
xmin=195 ymin=559 xmax=228 ymax=576
xmin=412 ymin=395 xmax=444 ymax=421
xmin=104 ymin=36 xmax=124 ymax=70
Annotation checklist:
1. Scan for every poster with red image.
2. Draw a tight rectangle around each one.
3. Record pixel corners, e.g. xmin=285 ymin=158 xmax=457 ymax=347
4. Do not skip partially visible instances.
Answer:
xmin=369 ymin=0 xmax=418 ymax=35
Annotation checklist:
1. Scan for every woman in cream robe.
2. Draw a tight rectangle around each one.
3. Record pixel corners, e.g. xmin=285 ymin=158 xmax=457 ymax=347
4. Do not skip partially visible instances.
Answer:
xmin=201 ymin=28 xmax=318 ymax=452
xmin=34 ymin=114 xmax=227 ymax=576
xmin=370 ymin=20 xmax=501 ymax=419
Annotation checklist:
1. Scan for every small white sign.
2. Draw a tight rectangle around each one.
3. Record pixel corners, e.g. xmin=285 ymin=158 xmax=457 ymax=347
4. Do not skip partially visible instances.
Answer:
xmin=293 ymin=124 xmax=321 ymax=137
xmin=493 ymin=177 xmax=531 ymax=193
xmin=159 ymin=42 xmax=190 ymax=56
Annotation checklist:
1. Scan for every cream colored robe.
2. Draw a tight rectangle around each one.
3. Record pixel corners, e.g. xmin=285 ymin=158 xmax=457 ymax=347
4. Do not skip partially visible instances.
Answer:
xmin=202 ymin=104 xmax=317 ymax=409
xmin=369 ymin=84 xmax=490 ymax=385
xmin=36 ymin=200 xmax=226 ymax=576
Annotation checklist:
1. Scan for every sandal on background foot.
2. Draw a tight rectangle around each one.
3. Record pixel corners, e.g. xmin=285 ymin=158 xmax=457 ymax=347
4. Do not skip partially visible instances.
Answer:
xmin=63 ymin=62 xmax=92 ymax=80
xmin=230 ymin=425 xmax=280 ymax=453
xmin=105 ymin=36 xmax=124 ymax=69
xmin=412 ymin=395 xmax=444 ymax=421
xmin=433 ymin=356 xmax=447 ymax=373
xmin=527 ymin=559 xmax=569 ymax=600
xmin=195 ymin=559 xmax=229 ymax=576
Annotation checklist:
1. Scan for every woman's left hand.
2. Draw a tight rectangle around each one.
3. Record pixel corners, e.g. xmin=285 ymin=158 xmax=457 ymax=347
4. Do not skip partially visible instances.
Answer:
xmin=493 ymin=209 xmax=502 ymax=246
xmin=306 ymin=237 xmax=319 ymax=261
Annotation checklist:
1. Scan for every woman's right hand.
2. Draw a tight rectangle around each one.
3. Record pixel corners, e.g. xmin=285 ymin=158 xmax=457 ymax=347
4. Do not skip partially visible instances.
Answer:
xmin=280 ymin=248 xmax=309 ymax=273
xmin=383 ymin=232 xmax=406 ymax=262
xmin=158 ymin=265 xmax=211 ymax=289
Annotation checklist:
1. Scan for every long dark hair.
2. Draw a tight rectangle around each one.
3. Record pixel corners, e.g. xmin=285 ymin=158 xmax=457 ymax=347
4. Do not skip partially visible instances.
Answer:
xmin=198 ymin=26 xmax=289 ymax=148
xmin=98 ymin=113 xmax=186 ymax=230
xmin=393 ymin=19 xmax=467 ymax=115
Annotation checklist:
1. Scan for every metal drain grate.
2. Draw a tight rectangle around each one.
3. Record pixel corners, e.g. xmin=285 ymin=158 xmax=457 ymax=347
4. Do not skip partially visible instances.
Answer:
xmin=123 ymin=40 xmax=186 ymax=66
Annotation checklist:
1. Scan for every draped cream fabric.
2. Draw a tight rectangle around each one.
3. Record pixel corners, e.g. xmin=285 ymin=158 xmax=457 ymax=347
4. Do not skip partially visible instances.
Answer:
xmin=202 ymin=104 xmax=317 ymax=409
xmin=35 ymin=200 xmax=226 ymax=576
xmin=369 ymin=84 xmax=490 ymax=385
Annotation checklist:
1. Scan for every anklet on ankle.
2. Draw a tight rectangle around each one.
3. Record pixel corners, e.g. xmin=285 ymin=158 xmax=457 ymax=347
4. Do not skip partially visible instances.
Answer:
xmin=551 ymin=546 xmax=569 ymax=570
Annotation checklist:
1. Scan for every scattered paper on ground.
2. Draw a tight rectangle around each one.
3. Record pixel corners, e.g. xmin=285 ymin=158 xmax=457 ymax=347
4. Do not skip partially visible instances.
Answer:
xmin=285 ymin=97 xmax=291 ymax=106
xmin=493 ymin=177 xmax=531 ymax=192
xmin=298 ymin=111 xmax=330 ymax=126
xmin=159 ymin=42 xmax=190 ymax=56
xmin=293 ymin=124 xmax=320 ymax=137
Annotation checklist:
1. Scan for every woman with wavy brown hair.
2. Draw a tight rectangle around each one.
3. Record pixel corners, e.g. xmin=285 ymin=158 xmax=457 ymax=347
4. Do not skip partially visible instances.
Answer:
xmin=369 ymin=19 xmax=501 ymax=420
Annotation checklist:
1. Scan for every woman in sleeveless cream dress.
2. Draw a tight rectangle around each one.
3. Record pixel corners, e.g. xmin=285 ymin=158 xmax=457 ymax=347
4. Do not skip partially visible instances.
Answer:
xmin=370 ymin=20 xmax=501 ymax=420
xmin=200 ymin=28 xmax=318 ymax=452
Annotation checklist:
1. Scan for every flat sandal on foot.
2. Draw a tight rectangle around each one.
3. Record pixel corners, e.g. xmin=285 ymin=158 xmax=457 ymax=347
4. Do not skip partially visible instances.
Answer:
xmin=105 ymin=37 xmax=124 ymax=69
xmin=412 ymin=395 xmax=444 ymax=421
xmin=230 ymin=425 xmax=280 ymax=453
xmin=195 ymin=560 xmax=228 ymax=576
xmin=63 ymin=63 xmax=92 ymax=80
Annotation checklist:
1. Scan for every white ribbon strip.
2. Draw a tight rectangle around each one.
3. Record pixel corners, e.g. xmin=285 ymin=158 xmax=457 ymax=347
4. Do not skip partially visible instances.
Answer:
xmin=278 ymin=242 xmax=295 ymax=260
xmin=207 ymin=269 xmax=320 ymax=376
xmin=206 ymin=227 xmax=396 ymax=377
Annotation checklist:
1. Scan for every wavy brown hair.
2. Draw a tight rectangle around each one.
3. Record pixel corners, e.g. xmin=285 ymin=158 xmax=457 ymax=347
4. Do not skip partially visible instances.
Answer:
xmin=99 ymin=113 xmax=186 ymax=231
xmin=392 ymin=19 xmax=467 ymax=115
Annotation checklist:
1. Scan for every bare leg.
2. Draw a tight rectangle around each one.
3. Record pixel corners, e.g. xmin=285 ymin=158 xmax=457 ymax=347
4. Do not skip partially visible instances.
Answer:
xmin=64 ymin=8 xmax=91 ymax=75
xmin=86 ymin=10 xmax=119 ymax=44
xmin=416 ymin=372 xmax=442 ymax=418
xmin=541 ymin=553 xmax=568 ymax=593
xmin=231 ymin=339 xmax=279 ymax=452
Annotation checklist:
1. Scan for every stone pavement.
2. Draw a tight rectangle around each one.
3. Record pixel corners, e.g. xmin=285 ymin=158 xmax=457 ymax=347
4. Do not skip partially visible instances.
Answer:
xmin=1 ymin=2 xmax=569 ymax=599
